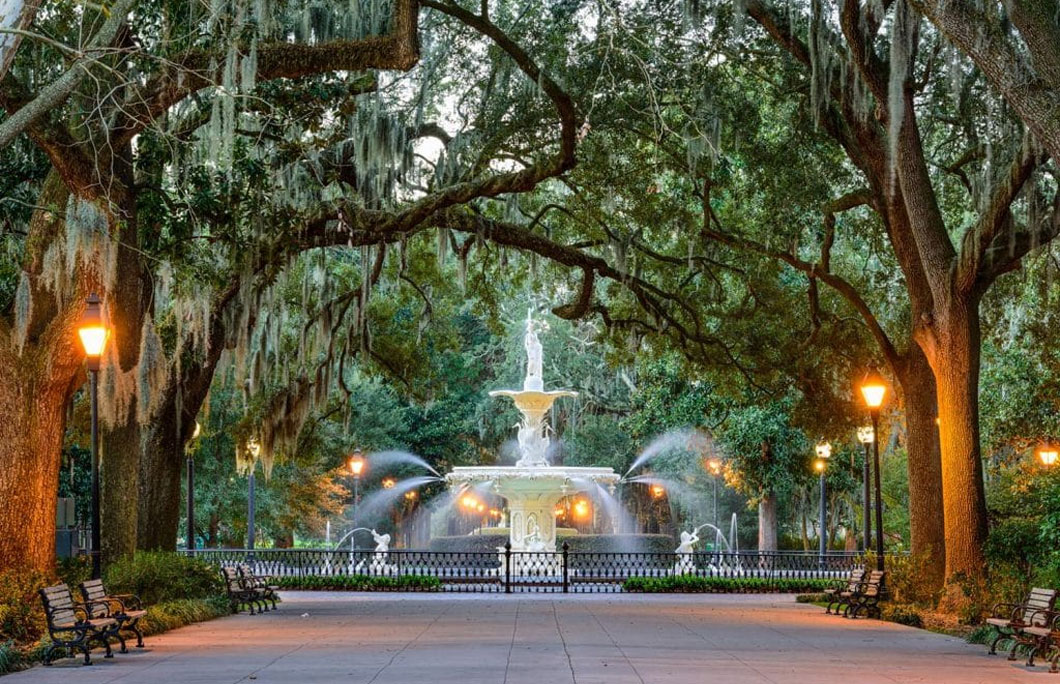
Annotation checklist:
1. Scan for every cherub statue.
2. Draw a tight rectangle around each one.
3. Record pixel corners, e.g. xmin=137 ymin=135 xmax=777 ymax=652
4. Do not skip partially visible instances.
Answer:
xmin=371 ymin=529 xmax=391 ymax=553
xmin=673 ymin=529 xmax=699 ymax=575
xmin=675 ymin=529 xmax=699 ymax=555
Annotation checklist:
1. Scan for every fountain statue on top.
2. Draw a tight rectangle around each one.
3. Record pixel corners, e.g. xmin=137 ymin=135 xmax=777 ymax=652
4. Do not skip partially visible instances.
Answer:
xmin=446 ymin=310 xmax=619 ymax=556
xmin=490 ymin=311 xmax=577 ymax=467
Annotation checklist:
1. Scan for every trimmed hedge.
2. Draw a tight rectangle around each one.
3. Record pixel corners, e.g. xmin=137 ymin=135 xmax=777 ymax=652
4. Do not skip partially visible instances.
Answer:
xmin=274 ymin=574 xmax=441 ymax=591
xmin=105 ymin=551 xmax=224 ymax=604
xmin=623 ymin=575 xmax=835 ymax=594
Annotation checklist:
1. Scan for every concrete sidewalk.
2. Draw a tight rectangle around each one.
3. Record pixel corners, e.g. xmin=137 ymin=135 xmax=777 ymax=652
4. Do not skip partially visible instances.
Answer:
xmin=4 ymin=592 xmax=1046 ymax=683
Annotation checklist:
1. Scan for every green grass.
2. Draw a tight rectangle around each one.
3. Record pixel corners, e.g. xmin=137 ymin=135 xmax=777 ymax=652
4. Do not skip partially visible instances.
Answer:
xmin=623 ymin=575 xmax=835 ymax=594
xmin=274 ymin=574 xmax=442 ymax=592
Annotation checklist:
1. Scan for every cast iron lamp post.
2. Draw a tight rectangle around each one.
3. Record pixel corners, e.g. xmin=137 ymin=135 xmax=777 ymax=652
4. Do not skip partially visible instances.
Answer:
xmin=78 ymin=293 xmax=109 ymax=580
xmin=706 ymin=457 xmax=722 ymax=527
xmin=856 ymin=426 xmax=874 ymax=552
xmin=814 ymin=442 xmax=831 ymax=563
xmin=185 ymin=421 xmax=201 ymax=555
xmin=348 ymin=450 xmax=365 ymax=519
xmin=860 ymin=369 xmax=887 ymax=572
xmin=246 ymin=437 xmax=261 ymax=551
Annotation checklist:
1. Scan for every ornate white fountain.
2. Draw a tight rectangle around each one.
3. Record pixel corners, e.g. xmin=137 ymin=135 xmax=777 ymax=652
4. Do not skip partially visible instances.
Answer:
xmin=446 ymin=311 xmax=620 ymax=555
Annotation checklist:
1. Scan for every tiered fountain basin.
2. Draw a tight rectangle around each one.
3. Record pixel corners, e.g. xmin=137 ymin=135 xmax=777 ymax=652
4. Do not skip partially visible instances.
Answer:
xmin=446 ymin=466 xmax=620 ymax=553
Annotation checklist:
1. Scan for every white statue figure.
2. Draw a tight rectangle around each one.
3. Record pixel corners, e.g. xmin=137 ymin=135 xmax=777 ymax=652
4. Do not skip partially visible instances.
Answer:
xmin=354 ymin=529 xmax=396 ymax=575
xmin=372 ymin=529 xmax=391 ymax=553
xmin=525 ymin=516 xmax=547 ymax=552
xmin=673 ymin=529 xmax=699 ymax=575
xmin=517 ymin=423 xmax=549 ymax=466
xmin=524 ymin=310 xmax=544 ymax=392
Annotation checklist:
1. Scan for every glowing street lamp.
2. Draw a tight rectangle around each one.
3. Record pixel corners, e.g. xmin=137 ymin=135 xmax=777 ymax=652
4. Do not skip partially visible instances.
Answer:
xmin=78 ymin=293 xmax=109 ymax=580
xmin=246 ymin=437 xmax=260 ymax=552
xmin=573 ymin=500 xmax=590 ymax=520
xmin=348 ymin=449 xmax=365 ymax=518
xmin=382 ymin=477 xmax=397 ymax=490
xmin=186 ymin=420 xmax=202 ymax=555
xmin=1038 ymin=446 xmax=1059 ymax=467
xmin=650 ymin=484 xmax=666 ymax=499
xmin=405 ymin=490 xmax=419 ymax=501
xmin=704 ymin=457 xmax=722 ymax=526
xmin=814 ymin=442 xmax=831 ymax=565
xmin=856 ymin=426 xmax=874 ymax=552
xmin=860 ymin=368 xmax=888 ymax=572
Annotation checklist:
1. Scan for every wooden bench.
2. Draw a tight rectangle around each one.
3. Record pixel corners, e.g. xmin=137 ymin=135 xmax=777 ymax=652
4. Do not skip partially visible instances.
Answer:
xmin=78 ymin=578 xmax=147 ymax=651
xmin=824 ymin=567 xmax=865 ymax=615
xmin=222 ymin=566 xmax=266 ymax=614
xmin=38 ymin=584 xmax=116 ymax=666
xmin=238 ymin=563 xmax=279 ymax=611
xmin=985 ymin=587 xmax=1058 ymax=662
xmin=841 ymin=569 xmax=886 ymax=619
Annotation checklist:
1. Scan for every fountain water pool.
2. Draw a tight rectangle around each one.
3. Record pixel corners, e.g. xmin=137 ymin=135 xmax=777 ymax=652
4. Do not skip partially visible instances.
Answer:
xmin=445 ymin=311 xmax=620 ymax=555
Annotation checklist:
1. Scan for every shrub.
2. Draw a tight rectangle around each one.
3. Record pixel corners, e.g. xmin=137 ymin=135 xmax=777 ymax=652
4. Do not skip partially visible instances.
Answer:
xmin=566 ymin=534 xmax=673 ymax=554
xmin=55 ymin=556 xmax=91 ymax=588
xmin=935 ymin=574 xmax=991 ymax=625
xmin=428 ymin=535 xmax=509 ymax=554
xmin=274 ymin=574 xmax=441 ymax=591
xmin=882 ymin=603 xmax=924 ymax=628
xmin=140 ymin=598 xmax=230 ymax=635
xmin=0 ymin=569 xmax=49 ymax=646
xmin=104 ymin=552 xmax=224 ymax=604
xmin=885 ymin=552 xmax=942 ymax=606
xmin=623 ymin=575 xmax=833 ymax=593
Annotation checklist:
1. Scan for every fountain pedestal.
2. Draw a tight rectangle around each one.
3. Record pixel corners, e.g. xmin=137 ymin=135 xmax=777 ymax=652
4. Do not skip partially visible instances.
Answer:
xmin=446 ymin=466 xmax=620 ymax=553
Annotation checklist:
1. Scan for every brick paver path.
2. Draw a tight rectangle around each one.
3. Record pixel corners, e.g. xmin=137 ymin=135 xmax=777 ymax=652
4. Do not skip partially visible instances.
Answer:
xmin=5 ymin=592 xmax=1046 ymax=683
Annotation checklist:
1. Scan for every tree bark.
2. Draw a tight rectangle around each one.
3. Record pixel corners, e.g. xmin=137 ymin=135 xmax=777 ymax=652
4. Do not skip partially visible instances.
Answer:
xmin=894 ymin=345 xmax=946 ymax=590
xmin=758 ymin=492 xmax=777 ymax=552
xmin=135 ymin=409 xmax=183 ymax=551
xmin=919 ymin=298 xmax=989 ymax=579
xmin=0 ymin=357 xmax=76 ymax=572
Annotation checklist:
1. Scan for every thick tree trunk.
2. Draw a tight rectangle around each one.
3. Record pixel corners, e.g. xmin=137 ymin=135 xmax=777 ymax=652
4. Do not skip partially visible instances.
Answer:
xmin=758 ymin=492 xmax=777 ymax=552
xmin=895 ymin=346 xmax=946 ymax=591
xmin=924 ymin=300 xmax=989 ymax=580
xmin=0 ymin=357 xmax=75 ymax=572
xmin=136 ymin=411 xmax=183 ymax=550
xmin=100 ymin=416 xmax=141 ymax=565
xmin=98 ymin=190 xmax=151 ymax=565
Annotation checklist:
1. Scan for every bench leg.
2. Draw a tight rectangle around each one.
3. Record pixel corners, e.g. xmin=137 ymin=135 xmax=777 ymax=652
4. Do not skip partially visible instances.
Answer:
xmin=988 ymin=627 xmax=1005 ymax=655
xmin=1008 ymin=637 xmax=1022 ymax=662
xmin=81 ymin=645 xmax=93 ymax=666
xmin=42 ymin=644 xmax=60 ymax=666
xmin=131 ymin=622 xmax=145 ymax=647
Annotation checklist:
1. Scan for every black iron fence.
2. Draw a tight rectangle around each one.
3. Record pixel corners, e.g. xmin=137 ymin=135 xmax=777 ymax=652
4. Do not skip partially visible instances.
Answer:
xmin=192 ymin=546 xmax=883 ymax=594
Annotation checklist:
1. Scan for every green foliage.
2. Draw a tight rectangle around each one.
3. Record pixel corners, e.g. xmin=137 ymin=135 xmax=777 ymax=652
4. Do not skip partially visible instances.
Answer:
xmin=139 ymin=598 xmax=230 ymax=635
xmin=885 ymin=553 xmax=942 ymax=606
xmin=881 ymin=604 xmax=924 ymax=628
xmin=623 ymin=575 xmax=833 ymax=593
xmin=104 ymin=552 xmax=224 ymax=605
xmin=0 ymin=569 xmax=48 ymax=645
xmin=55 ymin=555 xmax=91 ymax=588
xmin=274 ymin=574 xmax=441 ymax=591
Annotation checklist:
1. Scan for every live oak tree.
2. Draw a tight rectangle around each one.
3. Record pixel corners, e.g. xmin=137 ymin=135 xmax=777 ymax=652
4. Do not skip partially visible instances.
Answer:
xmin=708 ymin=0 xmax=1060 ymax=582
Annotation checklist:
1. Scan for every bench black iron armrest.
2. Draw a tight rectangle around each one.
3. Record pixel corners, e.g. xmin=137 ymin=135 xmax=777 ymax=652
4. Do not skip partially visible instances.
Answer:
xmin=990 ymin=602 xmax=1023 ymax=621
xmin=108 ymin=593 xmax=143 ymax=612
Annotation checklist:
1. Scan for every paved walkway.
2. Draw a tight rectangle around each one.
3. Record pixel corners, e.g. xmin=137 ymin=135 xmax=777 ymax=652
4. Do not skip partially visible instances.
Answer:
xmin=6 ymin=592 xmax=1048 ymax=683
